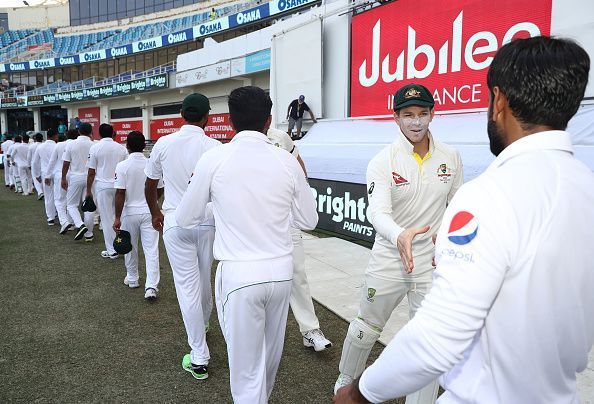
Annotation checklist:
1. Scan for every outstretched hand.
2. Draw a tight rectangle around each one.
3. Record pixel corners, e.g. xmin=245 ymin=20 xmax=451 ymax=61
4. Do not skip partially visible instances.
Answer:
xmin=396 ymin=225 xmax=430 ymax=273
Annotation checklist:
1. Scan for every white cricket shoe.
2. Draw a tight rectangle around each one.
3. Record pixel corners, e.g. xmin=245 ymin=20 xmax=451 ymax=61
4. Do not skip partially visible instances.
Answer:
xmin=123 ymin=276 xmax=139 ymax=289
xmin=334 ymin=373 xmax=354 ymax=395
xmin=144 ymin=288 xmax=157 ymax=300
xmin=101 ymin=251 xmax=119 ymax=259
xmin=303 ymin=329 xmax=332 ymax=352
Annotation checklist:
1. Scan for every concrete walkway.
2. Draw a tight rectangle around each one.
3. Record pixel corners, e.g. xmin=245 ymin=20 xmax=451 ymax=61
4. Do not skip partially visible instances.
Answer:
xmin=302 ymin=234 xmax=594 ymax=403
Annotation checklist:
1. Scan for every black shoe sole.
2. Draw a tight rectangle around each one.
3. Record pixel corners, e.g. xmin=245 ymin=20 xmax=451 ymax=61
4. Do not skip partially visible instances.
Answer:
xmin=74 ymin=226 xmax=87 ymax=240
xmin=59 ymin=224 xmax=73 ymax=235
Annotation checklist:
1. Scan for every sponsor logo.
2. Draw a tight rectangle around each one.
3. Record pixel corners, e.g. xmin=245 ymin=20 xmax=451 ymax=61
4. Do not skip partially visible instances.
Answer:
xmin=437 ymin=163 xmax=452 ymax=183
xmin=392 ymin=171 xmax=409 ymax=187
xmin=440 ymin=247 xmax=475 ymax=263
xmin=277 ymin=0 xmax=309 ymax=12
xmin=199 ymin=21 xmax=222 ymax=35
xmin=110 ymin=47 xmax=129 ymax=57
xmin=167 ymin=31 xmax=188 ymax=44
xmin=59 ymin=56 xmax=76 ymax=65
xmin=138 ymin=40 xmax=158 ymax=51
xmin=237 ymin=9 xmax=261 ymax=24
xmin=9 ymin=63 xmax=26 ymax=71
xmin=83 ymin=52 xmax=103 ymax=62
xmin=368 ymin=182 xmax=374 ymax=195
xmin=366 ymin=287 xmax=376 ymax=302
xmin=33 ymin=60 xmax=52 ymax=68
xmin=447 ymin=211 xmax=478 ymax=245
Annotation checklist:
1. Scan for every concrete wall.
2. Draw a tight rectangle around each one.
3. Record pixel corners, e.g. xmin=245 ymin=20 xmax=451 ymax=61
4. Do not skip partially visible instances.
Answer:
xmin=1 ymin=4 xmax=69 ymax=30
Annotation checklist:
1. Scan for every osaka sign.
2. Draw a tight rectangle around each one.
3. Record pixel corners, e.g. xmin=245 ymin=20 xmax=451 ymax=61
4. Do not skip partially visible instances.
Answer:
xmin=350 ymin=0 xmax=552 ymax=116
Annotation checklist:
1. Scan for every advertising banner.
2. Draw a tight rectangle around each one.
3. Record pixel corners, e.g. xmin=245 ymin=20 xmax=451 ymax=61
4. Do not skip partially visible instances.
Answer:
xmin=309 ymin=178 xmax=375 ymax=243
xmin=78 ymin=107 xmax=101 ymax=139
xmin=204 ymin=113 xmax=235 ymax=142
xmin=149 ymin=117 xmax=185 ymax=140
xmin=350 ymin=0 xmax=552 ymax=116
xmin=112 ymin=120 xmax=143 ymax=143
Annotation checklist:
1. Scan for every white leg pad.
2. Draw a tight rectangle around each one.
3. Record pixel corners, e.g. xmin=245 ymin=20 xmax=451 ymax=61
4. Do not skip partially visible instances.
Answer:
xmin=339 ymin=318 xmax=381 ymax=378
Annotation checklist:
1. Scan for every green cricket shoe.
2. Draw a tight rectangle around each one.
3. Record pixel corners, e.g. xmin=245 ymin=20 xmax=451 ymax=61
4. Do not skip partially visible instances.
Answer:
xmin=182 ymin=354 xmax=208 ymax=380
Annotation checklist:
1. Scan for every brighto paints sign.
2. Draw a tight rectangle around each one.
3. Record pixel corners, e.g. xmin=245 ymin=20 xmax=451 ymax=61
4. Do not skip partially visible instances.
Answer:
xmin=350 ymin=0 xmax=552 ymax=116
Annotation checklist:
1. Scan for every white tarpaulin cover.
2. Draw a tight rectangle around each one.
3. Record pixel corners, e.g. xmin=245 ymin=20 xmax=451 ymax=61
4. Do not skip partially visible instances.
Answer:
xmin=297 ymin=104 xmax=594 ymax=184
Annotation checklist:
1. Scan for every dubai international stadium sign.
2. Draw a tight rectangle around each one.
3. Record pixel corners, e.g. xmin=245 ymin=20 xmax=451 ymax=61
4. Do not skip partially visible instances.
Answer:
xmin=0 ymin=74 xmax=168 ymax=109
xmin=350 ymin=0 xmax=552 ymax=116
xmin=0 ymin=0 xmax=318 ymax=74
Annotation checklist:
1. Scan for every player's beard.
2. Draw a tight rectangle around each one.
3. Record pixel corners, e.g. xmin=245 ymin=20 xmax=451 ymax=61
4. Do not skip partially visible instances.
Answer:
xmin=487 ymin=104 xmax=506 ymax=157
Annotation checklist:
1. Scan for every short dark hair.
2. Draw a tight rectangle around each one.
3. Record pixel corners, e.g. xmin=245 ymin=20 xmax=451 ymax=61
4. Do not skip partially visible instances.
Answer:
xmin=126 ymin=131 xmax=145 ymax=153
xmin=487 ymin=36 xmax=590 ymax=131
xmin=4 ymin=134 xmax=12 ymax=140
xmin=34 ymin=133 xmax=44 ymax=142
xmin=182 ymin=110 xmax=207 ymax=124
xmin=79 ymin=122 xmax=93 ymax=136
xmin=14 ymin=135 xmax=22 ymax=143
xmin=22 ymin=134 xmax=29 ymax=143
xmin=58 ymin=134 xmax=66 ymax=142
xmin=46 ymin=129 xmax=56 ymax=138
xmin=66 ymin=129 xmax=79 ymax=140
xmin=228 ymin=86 xmax=272 ymax=133
xmin=99 ymin=123 xmax=114 ymax=138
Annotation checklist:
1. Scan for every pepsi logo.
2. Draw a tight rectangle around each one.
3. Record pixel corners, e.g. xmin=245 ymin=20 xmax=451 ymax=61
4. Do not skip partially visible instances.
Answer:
xmin=448 ymin=211 xmax=478 ymax=245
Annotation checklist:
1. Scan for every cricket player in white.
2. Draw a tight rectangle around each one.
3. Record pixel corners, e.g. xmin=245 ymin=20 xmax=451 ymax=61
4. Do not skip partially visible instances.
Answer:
xmin=62 ymin=122 xmax=95 ymax=241
xmin=12 ymin=135 xmax=31 ymax=196
xmin=2 ymin=135 xmax=15 ymax=189
xmin=145 ymin=93 xmax=221 ymax=379
xmin=47 ymin=130 xmax=75 ymax=234
xmin=28 ymin=133 xmax=44 ymax=198
xmin=32 ymin=130 xmax=58 ymax=225
xmin=86 ymin=123 xmax=128 ymax=258
xmin=176 ymin=87 xmax=318 ymax=403
xmin=114 ymin=131 xmax=161 ymax=299
xmin=7 ymin=140 xmax=22 ymax=192
xmin=335 ymin=36 xmax=594 ymax=404
xmin=334 ymin=83 xmax=463 ymax=404
xmin=267 ymin=127 xmax=332 ymax=351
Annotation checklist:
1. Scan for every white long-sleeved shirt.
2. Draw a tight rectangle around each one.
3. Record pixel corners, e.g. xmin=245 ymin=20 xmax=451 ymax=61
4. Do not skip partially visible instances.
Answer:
xmin=145 ymin=124 xmax=221 ymax=223
xmin=114 ymin=152 xmax=162 ymax=216
xmin=32 ymin=140 xmax=56 ymax=178
xmin=359 ymin=131 xmax=594 ymax=403
xmin=11 ymin=142 xmax=29 ymax=167
xmin=175 ymin=130 xmax=318 ymax=264
xmin=87 ymin=137 xmax=127 ymax=187
xmin=46 ymin=139 xmax=70 ymax=178
xmin=27 ymin=141 xmax=40 ymax=168
xmin=1 ymin=140 xmax=14 ymax=162
xmin=63 ymin=135 xmax=93 ymax=179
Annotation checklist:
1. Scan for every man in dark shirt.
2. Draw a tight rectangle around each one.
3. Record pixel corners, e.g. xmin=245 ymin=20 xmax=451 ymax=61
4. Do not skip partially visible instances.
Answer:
xmin=286 ymin=95 xmax=317 ymax=139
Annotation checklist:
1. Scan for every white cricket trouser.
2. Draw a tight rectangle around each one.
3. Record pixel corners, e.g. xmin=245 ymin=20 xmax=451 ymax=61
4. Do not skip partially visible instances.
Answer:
xmin=215 ymin=256 xmax=293 ymax=404
xmin=122 ymin=213 xmax=160 ymax=290
xmin=12 ymin=165 xmax=21 ymax=192
xmin=53 ymin=172 xmax=73 ymax=226
xmin=17 ymin=166 xmax=31 ymax=195
xmin=42 ymin=178 xmax=57 ymax=221
xmin=25 ymin=167 xmax=34 ymax=193
xmin=289 ymin=228 xmax=320 ymax=333
xmin=4 ymin=162 xmax=12 ymax=186
xmin=33 ymin=174 xmax=43 ymax=195
xmin=96 ymin=185 xmax=117 ymax=254
xmin=162 ymin=219 xmax=215 ymax=365
xmin=66 ymin=175 xmax=94 ymax=235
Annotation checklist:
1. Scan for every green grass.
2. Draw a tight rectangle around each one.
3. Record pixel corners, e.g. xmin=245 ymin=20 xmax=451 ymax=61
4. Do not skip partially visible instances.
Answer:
xmin=0 ymin=177 xmax=401 ymax=403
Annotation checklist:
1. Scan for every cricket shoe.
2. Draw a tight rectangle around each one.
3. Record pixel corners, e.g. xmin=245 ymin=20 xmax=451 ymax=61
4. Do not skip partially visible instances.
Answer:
xmin=182 ymin=354 xmax=208 ymax=380
xmin=84 ymin=235 xmax=94 ymax=242
xmin=59 ymin=223 xmax=73 ymax=235
xmin=101 ymin=251 xmax=119 ymax=259
xmin=47 ymin=219 xmax=55 ymax=226
xmin=334 ymin=373 xmax=354 ymax=395
xmin=303 ymin=329 xmax=332 ymax=352
xmin=74 ymin=225 xmax=87 ymax=240
xmin=144 ymin=288 xmax=157 ymax=300
xmin=37 ymin=193 xmax=44 ymax=200
xmin=123 ymin=276 xmax=140 ymax=289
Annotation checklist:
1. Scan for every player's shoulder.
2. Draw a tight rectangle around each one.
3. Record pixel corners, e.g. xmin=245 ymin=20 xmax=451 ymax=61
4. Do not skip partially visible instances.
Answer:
xmin=368 ymin=144 xmax=392 ymax=167
xmin=432 ymin=137 xmax=460 ymax=161
xmin=204 ymin=134 xmax=222 ymax=149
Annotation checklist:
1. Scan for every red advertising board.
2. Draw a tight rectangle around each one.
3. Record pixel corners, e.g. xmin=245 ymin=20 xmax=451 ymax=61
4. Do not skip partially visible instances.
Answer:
xmin=149 ymin=117 xmax=185 ymax=140
xmin=150 ymin=114 xmax=236 ymax=142
xmin=350 ymin=0 xmax=552 ymax=116
xmin=78 ymin=107 xmax=101 ymax=139
xmin=112 ymin=120 xmax=143 ymax=143
xmin=204 ymin=113 xmax=235 ymax=142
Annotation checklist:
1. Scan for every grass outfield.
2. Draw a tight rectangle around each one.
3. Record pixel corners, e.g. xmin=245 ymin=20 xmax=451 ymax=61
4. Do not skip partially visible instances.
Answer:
xmin=0 ymin=177 xmax=402 ymax=403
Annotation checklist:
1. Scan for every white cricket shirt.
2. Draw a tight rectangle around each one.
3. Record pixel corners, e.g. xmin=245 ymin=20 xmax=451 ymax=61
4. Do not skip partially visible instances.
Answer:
xmin=359 ymin=131 xmax=594 ymax=403
xmin=63 ymin=135 xmax=93 ymax=179
xmin=145 ymin=124 xmax=221 ymax=223
xmin=46 ymin=140 xmax=70 ymax=178
xmin=115 ymin=152 xmax=162 ymax=216
xmin=33 ymin=140 xmax=56 ymax=178
xmin=11 ymin=142 xmax=29 ymax=167
xmin=27 ymin=142 xmax=40 ymax=167
xmin=87 ymin=137 xmax=128 ymax=187
xmin=1 ymin=139 xmax=14 ymax=157
xmin=175 ymin=130 xmax=318 ymax=266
